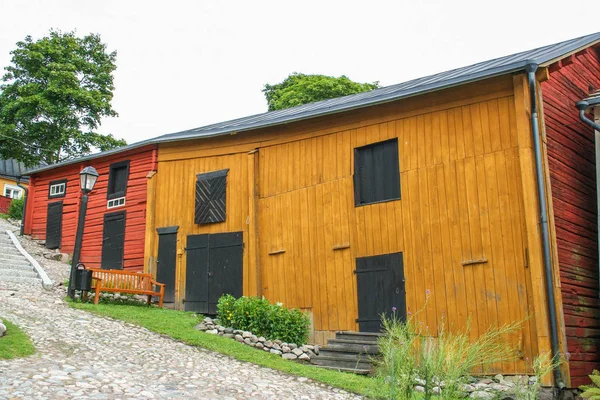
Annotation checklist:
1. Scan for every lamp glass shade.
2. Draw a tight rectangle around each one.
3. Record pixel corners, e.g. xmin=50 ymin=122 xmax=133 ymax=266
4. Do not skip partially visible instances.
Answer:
xmin=79 ymin=166 xmax=99 ymax=194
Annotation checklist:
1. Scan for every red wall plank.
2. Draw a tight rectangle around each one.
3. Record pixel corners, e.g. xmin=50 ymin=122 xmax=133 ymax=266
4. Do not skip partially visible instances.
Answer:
xmin=24 ymin=145 xmax=157 ymax=272
xmin=543 ymin=47 xmax=600 ymax=386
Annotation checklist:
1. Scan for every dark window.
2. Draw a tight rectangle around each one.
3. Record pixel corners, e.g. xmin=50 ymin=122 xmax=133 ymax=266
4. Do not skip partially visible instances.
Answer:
xmin=107 ymin=160 xmax=130 ymax=200
xmin=48 ymin=179 xmax=67 ymax=199
xmin=195 ymin=169 xmax=228 ymax=224
xmin=353 ymin=138 xmax=400 ymax=206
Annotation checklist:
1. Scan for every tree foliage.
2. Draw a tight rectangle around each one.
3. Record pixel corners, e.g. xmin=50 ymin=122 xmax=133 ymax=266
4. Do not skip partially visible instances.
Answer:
xmin=0 ymin=30 xmax=126 ymax=166
xmin=263 ymin=73 xmax=380 ymax=111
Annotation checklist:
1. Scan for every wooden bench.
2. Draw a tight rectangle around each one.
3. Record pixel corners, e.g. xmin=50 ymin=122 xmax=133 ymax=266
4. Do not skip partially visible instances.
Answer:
xmin=89 ymin=269 xmax=165 ymax=308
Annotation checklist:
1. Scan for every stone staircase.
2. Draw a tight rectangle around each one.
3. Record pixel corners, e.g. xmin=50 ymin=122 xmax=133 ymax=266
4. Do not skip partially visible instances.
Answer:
xmin=310 ymin=331 xmax=383 ymax=375
xmin=0 ymin=230 xmax=44 ymax=286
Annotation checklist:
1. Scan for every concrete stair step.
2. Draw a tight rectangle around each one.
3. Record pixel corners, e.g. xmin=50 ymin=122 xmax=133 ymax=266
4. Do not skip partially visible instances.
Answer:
xmin=0 ymin=249 xmax=23 ymax=257
xmin=0 ymin=263 xmax=34 ymax=272
xmin=0 ymin=276 xmax=42 ymax=285
xmin=318 ymin=346 xmax=380 ymax=357
xmin=327 ymin=339 xmax=380 ymax=353
xmin=0 ymin=269 xmax=39 ymax=279
xmin=311 ymin=355 xmax=373 ymax=370
xmin=0 ymin=255 xmax=29 ymax=264
xmin=310 ymin=365 xmax=371 ymax=375
xmin=335 ymin=331 xmax=384 ymax=343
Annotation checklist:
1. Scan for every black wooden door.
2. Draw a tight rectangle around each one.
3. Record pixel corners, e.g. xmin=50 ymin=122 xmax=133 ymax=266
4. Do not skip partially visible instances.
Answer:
xmin=156 ymin=226 xmax=178 ymax=303
xmin=101 ymin=212 xmax=126 ymax=270
xmin=207 ymin=232 xmax=243 ymax=314
xmin=45 ymin=201 xmax=63 ymax=249
xmin=184 ymin=234 xmax=209 ymax=312
xmin=184 ymin=231 xmax=243 ymax=313
xmin=355 ymin=252 xmax=405 ymax=332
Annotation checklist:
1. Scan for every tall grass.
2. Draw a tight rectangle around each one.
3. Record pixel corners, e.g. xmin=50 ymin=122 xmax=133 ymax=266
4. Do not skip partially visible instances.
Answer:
xmin=373 ymin=310 xmax=522 ymax=399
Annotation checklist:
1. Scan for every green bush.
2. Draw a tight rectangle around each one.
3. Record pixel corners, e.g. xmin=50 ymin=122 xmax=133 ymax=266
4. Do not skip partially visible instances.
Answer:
xmin=7 ymin=197 xmax=24 ymax=220
xmin=217 ymin=294 xmax=310 ymax=345
xmin=580 ymin=370 xmax=600 ymax=399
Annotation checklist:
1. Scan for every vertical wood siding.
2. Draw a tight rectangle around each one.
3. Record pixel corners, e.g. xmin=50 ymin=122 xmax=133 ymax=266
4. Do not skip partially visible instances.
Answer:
xmin=24 ymin=146 xmax=156 ymax=271
xmin=257 ymin=98 xmax=536 ymax=373
xmin=149 ymin=76 xmax=540 ymax=373
xmin=542 ymin=47 xmax=600 ymax=387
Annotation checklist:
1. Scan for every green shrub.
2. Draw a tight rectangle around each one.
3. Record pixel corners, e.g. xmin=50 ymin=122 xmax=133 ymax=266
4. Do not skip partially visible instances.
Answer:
xmin=580 ymin=370 xmax=600 ymax=399
xmin=373 ymin=309 xmax=523 ymax=400
xmin=7 ymin=197 xmax=24 ymax=220
xmin=217 ymin=295 xmax=310 ymax=345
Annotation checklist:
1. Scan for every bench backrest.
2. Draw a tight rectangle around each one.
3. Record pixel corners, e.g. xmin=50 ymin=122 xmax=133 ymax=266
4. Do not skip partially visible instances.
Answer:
xmin=89 ymin=269 xmax=153 ymax=291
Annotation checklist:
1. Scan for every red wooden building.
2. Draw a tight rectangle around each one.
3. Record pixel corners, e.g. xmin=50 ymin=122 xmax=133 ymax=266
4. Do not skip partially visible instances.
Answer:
xmin=542 ymin=47 xmax=600 ymax=387
xmin=24 ymin=144 xmax=157 ymax=271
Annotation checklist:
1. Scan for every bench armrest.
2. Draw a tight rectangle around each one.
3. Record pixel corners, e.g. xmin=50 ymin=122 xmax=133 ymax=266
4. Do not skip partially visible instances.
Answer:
xmin=151 ymin=280 xmax=165 ymax=288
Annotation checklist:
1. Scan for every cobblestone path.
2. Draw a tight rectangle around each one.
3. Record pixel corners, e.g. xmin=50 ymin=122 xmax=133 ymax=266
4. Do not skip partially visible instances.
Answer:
xmin=0 ymin=220 xmax=361 ymax=399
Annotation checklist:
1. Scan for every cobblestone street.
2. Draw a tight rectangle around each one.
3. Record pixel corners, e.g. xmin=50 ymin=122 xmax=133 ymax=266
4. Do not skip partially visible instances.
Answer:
xmin=0 ymin=220 xmax=361 ymax=399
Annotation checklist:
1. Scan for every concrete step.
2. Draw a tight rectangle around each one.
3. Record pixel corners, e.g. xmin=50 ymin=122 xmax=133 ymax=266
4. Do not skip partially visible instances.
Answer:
xmin=319 ymin=345 xmax=380 ymax=357
xmin=335 ymin=331 xmax=384 ymax=343
xmin=0 ymin=253 xmax=30 ymax=263
xmin=326 ymin=339 xmax=380 ymax=353
xmin=0 ymin=263 xmax=34 ymax=272
xmin=309 ymin=365 xmax=371 ymax=375
xmin=310 ymin=355 xmax=373 ymax=370
xmin=0 ymin=269 xmax=39 ymax=279
xmin=0 ymin=276 xmax=42 ymax=285
xmin=0 ymin=248 xmax=24 ymax=257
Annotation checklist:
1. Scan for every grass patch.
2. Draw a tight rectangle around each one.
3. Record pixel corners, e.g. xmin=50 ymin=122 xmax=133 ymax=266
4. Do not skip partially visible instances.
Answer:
xmin=68 ymin=301 xmax=382 ymax=397
xmin=0 ymin=319 xmax=35 ymax=359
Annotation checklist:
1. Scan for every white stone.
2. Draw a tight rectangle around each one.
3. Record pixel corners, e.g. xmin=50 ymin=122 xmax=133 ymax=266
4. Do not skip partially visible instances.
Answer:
xmin=0 ymin=322 xmax=6 ymax=336
xmin=282 ymin=353 xmax=297 ymax=360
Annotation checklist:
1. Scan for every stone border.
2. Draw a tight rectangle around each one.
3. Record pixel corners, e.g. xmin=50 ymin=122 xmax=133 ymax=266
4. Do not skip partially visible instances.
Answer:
xmin=6 ymin=230 xmax=53 ymax=290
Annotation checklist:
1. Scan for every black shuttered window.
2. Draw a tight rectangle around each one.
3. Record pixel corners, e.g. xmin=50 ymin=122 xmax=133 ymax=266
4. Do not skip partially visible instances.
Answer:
xmin=353 ymin=138 xmax=401 ymax=206
xmin=195 ymin=169 xmax=228 ymax=224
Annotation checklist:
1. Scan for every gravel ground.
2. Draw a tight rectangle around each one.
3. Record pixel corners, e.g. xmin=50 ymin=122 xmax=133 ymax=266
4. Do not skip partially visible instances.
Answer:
xmin=0 ymin=219 xmax=362 ymax=399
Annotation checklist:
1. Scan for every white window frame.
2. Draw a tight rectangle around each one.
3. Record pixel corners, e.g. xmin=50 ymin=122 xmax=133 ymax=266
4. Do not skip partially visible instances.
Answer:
xmin=107 ymin=196 xmax=126 ymax=209
xmin=3 ymin=184 xmax=23 ymax=199
xmin=49 ymin=182 xmax=66 ymax=197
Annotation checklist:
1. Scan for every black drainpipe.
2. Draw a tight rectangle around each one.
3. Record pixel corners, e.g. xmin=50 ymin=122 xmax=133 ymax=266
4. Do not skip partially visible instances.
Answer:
xmin=575 ymin=100 xmax=600 ymax=300
xmin=525 ymin=63 xmax=565 ymax=389
xmin=15 ymin=176 xmax=28 ymax=237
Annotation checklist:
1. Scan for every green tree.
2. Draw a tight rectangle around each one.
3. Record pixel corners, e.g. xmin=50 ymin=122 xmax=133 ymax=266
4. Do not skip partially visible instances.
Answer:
xmin=0 ymin=30 xmax=126 ymax=166
xmin=263 ymin=72 xmax=380 ymax=111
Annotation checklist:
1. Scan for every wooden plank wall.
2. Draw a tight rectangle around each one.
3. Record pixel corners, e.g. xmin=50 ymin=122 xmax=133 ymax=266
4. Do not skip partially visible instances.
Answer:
xmin=24 ymin=146 xmax=157 ymax=271
xmin=542 ymin=47 xmax=600 ymax=387
xmin=257 ymin=97 xmax=537 ymax=373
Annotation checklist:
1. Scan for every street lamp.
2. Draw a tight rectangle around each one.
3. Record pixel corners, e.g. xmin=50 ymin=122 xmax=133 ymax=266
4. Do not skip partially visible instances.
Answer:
xmin=68 ymin=166 xmax=99 ymax=299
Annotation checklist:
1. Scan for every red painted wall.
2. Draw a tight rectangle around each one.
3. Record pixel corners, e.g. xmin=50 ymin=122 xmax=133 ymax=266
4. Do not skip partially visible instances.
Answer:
xmin=24 ymin=145 xmax=157 ymax=271
xmin=0 ymin=195 xmax=11 ymax=214
xmin=542 ymin=47 xmax=600 ymax=387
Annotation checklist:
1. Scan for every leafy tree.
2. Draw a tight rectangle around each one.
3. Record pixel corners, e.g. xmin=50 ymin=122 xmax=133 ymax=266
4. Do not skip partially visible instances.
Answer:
xmin=263 ymin=72 xmax=380 ymax=111
xmin=0 ymin=30 xmax=126 ymax=166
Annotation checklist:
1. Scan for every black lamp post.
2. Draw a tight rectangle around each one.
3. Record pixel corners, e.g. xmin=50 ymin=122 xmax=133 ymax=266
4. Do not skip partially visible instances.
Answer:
xmin=68 ymin=166 xmax=99 ymax=299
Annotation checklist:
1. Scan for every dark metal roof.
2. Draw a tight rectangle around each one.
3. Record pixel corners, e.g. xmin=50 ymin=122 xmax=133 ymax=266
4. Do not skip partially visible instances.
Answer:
xmin=27 ymin=31 xmax=600 ymax=175
xmin=156 ymin=31 xmax=600 ymax=143
xmin=0 ymin=159 xmax=31 ymax=181
xmin=585 ymin=91 xmax=600 ymax=107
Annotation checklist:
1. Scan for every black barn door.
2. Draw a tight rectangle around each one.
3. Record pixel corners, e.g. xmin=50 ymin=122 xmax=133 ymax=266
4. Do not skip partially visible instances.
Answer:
xmin=156 ymin=226 xmax=178 ymax=303
xmin=207 ymin=232 xmax=243 ymax=314
xmin=45 ymin=201 xmax=63 ymax=249
xmin=184 ymin=234 xmax=209 ymax=312
xmin=101 ymin=212 xmax=126 ymax=270
xmin=184 ymin=231 xmax=243 ymax=313
xmin=355 ymin=252 xmax=405 ymax=332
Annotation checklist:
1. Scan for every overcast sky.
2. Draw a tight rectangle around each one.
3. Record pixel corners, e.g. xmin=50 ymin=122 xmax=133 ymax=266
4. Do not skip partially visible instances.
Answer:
xmin=0 ymin=0 xmax=596 ymax=145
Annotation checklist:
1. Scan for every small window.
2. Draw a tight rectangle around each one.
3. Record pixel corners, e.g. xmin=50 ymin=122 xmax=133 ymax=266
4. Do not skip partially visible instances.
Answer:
xmin=107 ymin=197 xmax=126 ymax=209
xmin=4 ymin=184 xmax=23 ymax=199
xmin=48 ymin=179 xmax=67 ymax=198
xmin=353 ymin=138 xmax=401 ymax=206
xmin=107 ymin=160 xmax=130 ymax=200
xmin=195 ymin=169 xmax=228 ymax=224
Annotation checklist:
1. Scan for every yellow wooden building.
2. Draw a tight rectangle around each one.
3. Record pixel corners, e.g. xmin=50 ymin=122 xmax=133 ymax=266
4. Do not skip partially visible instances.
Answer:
xmin=0 ymin=159 xmax=29 ymax=201
xmin=136 ymin=34 xmax=600 ymax=385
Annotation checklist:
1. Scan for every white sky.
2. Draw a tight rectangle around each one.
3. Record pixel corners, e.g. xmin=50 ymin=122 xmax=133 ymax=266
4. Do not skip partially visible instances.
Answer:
xmin=0 ymin=0 xmax=596 ymax=145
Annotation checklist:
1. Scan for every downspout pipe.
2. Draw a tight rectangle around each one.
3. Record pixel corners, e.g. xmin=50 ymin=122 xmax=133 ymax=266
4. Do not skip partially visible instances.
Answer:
xmin=15 ymin=176 xmax=28 ymax=237
xmin=575 ymin=100 xmax=600 ymax=301
xmin=525 ymin=63 xmax=565 ymax=389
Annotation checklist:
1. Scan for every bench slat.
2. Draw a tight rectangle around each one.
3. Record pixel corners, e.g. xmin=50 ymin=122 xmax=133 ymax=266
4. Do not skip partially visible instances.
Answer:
xmin=88 ymin=269 xmax=165 ymax=308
